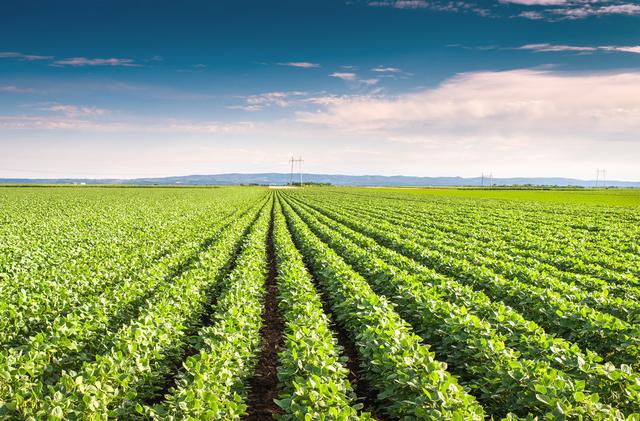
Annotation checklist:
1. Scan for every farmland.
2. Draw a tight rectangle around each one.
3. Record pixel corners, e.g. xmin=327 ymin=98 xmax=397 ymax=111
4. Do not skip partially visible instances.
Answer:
xmin=0 ymin=186 xmax=639 ymax=420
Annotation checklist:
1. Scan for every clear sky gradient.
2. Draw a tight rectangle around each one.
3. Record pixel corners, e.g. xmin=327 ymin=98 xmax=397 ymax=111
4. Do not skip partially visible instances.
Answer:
xmin=2 ymin=0 xmax=640 ymax=180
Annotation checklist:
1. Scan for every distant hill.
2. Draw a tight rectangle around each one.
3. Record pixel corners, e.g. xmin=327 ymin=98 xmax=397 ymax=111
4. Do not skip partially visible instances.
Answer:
xmin=1 ymin=173 xmax=639 ymax=187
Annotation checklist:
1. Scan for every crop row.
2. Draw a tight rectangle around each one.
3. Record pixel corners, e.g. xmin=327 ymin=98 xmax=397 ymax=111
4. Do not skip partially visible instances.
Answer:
xmin=316 ymin=191 xmax=639 ymax=289
xmin=306 ymin=189 xmax=639 ymax=278
xmin=271 ymin=199 xmax=367 ymax=419
xmin=285 ymin=195 xmax=640 ymax=412
xmin=289 ymin=193 xmax=640 ymax=368
xmin=2 ymin=197 xmax=266 ymax=418
xmin=301 ymin=193 xmax=640 ymax=321
xmin=0 ymin=188 xmax=265 ymax=349
xmin=146 ymin=197 xmax=272 ymax=419
xmin=279 ymin=195 xmax=486 ymax=419
xmin=281 ymin=194 xmax=631 ymax=418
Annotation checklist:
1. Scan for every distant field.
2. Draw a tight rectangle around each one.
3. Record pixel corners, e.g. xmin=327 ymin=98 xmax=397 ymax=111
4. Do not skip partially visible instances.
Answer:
xmin=367 ymin=186 xmax=640 ymax=206
xmin=1 ymin=186 xmax=639 ymax=419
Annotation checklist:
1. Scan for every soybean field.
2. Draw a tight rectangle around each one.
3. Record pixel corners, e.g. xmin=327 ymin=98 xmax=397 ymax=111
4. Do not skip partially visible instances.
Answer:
xmin=1 ymin=186 xmax=639 ymax=420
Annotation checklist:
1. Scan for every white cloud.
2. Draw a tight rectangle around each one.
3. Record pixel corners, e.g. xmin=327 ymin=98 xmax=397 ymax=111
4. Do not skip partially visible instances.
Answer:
xmin=53 ymin=57 xmax=138 ymax=67
xmin=519 ymin=43 xmax=596 ymax=52
xmin=330 ymin=72 xmax=358 ymax=81
xmin=0 ymin=85 xmax=34 ymax=93
xmin=277 ymin=62 xmax=320 ymax=68
xmin=246 ymin=92 xmax=290 ymax=107
xmin=608 ymin=46 xmax=640 ymax=54
xmin=368 ymin=1 xmax=430 ymax=8
xmin=359 ymin=78 xmax=380 ymax=85
xmin=226 ymin=105 xmax=264 ymax=112
xmin=44 ymin=104 xmax=110 ymax=117
xmin=291 ymin=69 xmax=640 ymax=179
xmin=366 ymin=0 xmax=490 ymax=15
xmin=299 ymin=69 xmax=640 ymax=138
xmin=550 ymin=3 xmax=640 ymax=19
xmin=330 ymin=72 xmax=379 ymax=86
xmin=599 ymin=3 xmax=640 ymax=14
xmin=0 ymin=51 xmax=53 ymax=61
xmin=166 ymin=121 xmax=255 ymax=134
xmin=371 ymin=66 xmax=402 ymax=73
xmin=501 ymin=0 xmax=567 ymax=5
xmin=228 ymin=91 xmax=308 ymax=112
xmin=518 ymin=10 xmax=545 ymax=18
xmin=519 ymin=43 xmax=640 ymax=54
xmin=0 ymin=115 xmax=256 ymax=134
xmin=0 ymin=116 xmax=116 ymax=130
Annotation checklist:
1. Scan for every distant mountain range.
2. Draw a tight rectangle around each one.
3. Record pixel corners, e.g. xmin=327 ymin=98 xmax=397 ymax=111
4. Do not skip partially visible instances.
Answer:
xmin=2 ymin=173 xmax=639 ymax=187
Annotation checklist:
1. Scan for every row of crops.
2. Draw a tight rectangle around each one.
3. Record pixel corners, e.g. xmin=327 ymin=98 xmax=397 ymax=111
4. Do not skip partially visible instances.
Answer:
xmin=0 ymin=186 xmax=638 ymax=419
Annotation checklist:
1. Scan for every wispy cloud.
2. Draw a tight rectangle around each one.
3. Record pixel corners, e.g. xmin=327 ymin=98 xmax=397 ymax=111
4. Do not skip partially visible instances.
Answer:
xmin=228 ymin=91 xmax=308 ymax=112
xmin=366 ymin=0 xmax=640 ymax=20
xmin=0 ymin=52 xmax=145 ymax=68
xmin=519 ymin=43 xmax=596 ymax=52
xmin=0 ymin=51 xmax=53 ymax=61
xmin=551 ymin=3 xmax=640 ymax=19
xmin=0 ymin=114 xmax=256 ymax=134
xmin=277 ymin=61 xmax=320 ymax=68
xmin=0 ymin=85 xmax=35 ymax=93
xmin=44 ymin=103 xmax=110 ymax=117
xmin=451 ymin=42 xmax=640 ymax=55
xmin=513 ymin=1 xmax=640 ymax=20
xmin=52 ymin=57 xmax=139 ymax=67
xmin=166 ymin=121 xmax=255 ymax=134
xmin=500 ymin=0 xmax=567 ymax=5
xmin=330 ymin=72 xmax=358 ymax=81
xmin=330 ymin=72 xmax=380 ymax=86
xmin=371 ymin=66 xmax=402 ymax=73
xmin=518 ymin=10 xmax=545 ymax=19
xmin=0 ymin=116 xmax=117 ymax=131
xmin=368 ymin=0 xmax=431 ymax=8
xmin=519 ymin=43 xmax=640 ymax=54
xmin=366 ymin=0 xmax=490 ymax=16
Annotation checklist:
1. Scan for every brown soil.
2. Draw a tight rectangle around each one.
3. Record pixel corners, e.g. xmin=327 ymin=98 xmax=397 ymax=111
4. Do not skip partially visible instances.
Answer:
xmin=246 ymin=206 xmax=285 ymax=420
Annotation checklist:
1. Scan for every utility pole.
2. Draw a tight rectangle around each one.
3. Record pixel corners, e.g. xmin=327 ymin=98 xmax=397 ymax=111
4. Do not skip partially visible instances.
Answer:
xmin=595 ymin=168 xmax=600 ymax=188
xmin=481 ymin=173 xmax=485 ymax=187
xmin=489 ymin=173 xmax=493 ymax=188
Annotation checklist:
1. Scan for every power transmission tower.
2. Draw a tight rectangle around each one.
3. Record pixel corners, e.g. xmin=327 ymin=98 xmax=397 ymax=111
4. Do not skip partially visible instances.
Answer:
xmin=288 ymin=156 xmax=304 ymax=186
xmin=481 ymin=172 xmax=493 ymax=188
xmin=595 ymin=168 xmax=609 ymax=188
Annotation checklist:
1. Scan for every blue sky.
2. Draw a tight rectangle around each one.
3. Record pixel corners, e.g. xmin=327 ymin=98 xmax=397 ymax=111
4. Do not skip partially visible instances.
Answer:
xmin=2 ymin=0 xmax=640 ymax=179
